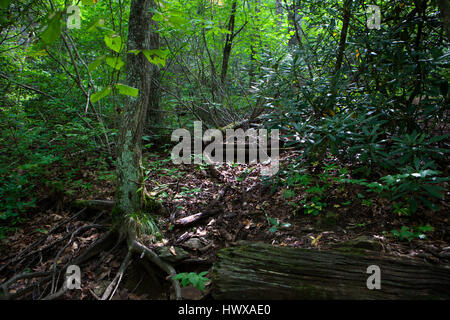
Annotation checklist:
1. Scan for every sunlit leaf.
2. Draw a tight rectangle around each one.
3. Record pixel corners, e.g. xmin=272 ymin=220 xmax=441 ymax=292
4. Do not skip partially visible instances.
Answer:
xmin=115 ymin=83 xmax=139 ymax=97
xmin=105 ymin=56 xmax=124 ymax=70
xmin=90 ymin=86 xmax=111 ymax=103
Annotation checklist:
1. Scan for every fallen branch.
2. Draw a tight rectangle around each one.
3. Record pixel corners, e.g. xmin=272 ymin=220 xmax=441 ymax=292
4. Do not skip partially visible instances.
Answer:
xmin=174 ymin=187 xmax=229 ymax=227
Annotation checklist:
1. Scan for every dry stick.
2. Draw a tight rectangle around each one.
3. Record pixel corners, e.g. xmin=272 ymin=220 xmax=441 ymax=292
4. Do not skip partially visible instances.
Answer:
xmin=130 ymin=240 xmax=182 ymax=300
xmin=174 ymin=186 xmax=229 ymax=227
xmin=44 ymin=48 xmax=79 ymax=84
xmin=61 ymin=33 xmax=112 ymax=155
xmin=101 ymin=251 xmax=132 ymax=300
xmin=0 ymin=73 xmax=56 ymax=99
xmin=64 ymin=31 xmax=95 ymax=89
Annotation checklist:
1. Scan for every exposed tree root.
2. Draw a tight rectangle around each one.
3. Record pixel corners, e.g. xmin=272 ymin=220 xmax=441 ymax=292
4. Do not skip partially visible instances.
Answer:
xmin=1 ymin=204 xmax=184 ymax=300
xmin=129 ymin=239 xmax=182 ymax=300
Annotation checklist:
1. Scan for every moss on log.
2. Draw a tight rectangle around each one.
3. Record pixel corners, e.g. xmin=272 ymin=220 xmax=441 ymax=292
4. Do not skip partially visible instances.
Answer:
xmin=212 ymin=242 xmax=450 ymax=300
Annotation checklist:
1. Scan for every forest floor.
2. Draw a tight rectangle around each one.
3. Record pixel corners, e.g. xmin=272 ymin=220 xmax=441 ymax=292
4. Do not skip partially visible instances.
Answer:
xmin=1 ymin=149 xmax=449 ymax=299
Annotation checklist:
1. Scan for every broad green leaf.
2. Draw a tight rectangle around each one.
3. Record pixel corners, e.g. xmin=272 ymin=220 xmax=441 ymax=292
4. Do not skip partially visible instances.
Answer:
xmin=41 ymin=12 xmax=62 ymax=45
xmin=105 ymin=56 xmax=124 ymax=70
xmin=90 ymin=86 xmax=111 ymax=103
xmin=167 ymin=14 xmax=186 ymax=27
xmin=0 ymin=0 xmax=13 ymax=9
xmin=88 ymin=55 xmax=105 ymax=72
xmin=142 ymin=49 xmax=169 ymax=67
xmin=87 ymin=18 xmax=105 ymax=32
xmin=104 ymin=34 xmax=123 ymax=53
xmin=115 ymin=84 xmax=139 ymax=97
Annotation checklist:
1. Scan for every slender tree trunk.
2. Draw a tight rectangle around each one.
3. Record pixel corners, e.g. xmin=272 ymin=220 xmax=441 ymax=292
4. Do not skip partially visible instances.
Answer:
xmin=146 ymin=0 xmax=162 ymax=130
xmin=438 ymin=0 xmax=450 ymax=41
xmin=334 ymin=0 xmax=352 ymax=74
xmin=220 ymin=0 xmax=238 ymax=84
xmin=286 ymin=0 xmax=300 ymax=47
xmin=324 ymin=0 xmax=352 ymax=116
xmin=248 ymin=0 xmax=260 ymax=87
xmin=275 ymin=0 xmax=283 ymax=25
xmin=115 ymin=0 xmax=153 ymax=214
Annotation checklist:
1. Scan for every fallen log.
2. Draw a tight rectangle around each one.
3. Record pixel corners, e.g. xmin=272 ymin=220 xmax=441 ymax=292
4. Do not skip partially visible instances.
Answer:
xmin=212 ymin=242 xmax=450 ymax=300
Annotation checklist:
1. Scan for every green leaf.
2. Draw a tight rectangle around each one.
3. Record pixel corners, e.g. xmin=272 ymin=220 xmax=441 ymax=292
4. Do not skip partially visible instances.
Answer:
xmin=105 ymin=56 xmax=124 ymax=70
xmin=88 ymin=56 xmax=105 ymax=72
xmin=41 ymin=12 xmax=62 ymax=45
xmin=104 ymin=34 xmax=123 ymax=53
xmin=128 ymin=49 xmax=141 ymax=55
xmin=266 ymin=215 xmax=278 ymax=226
xmin=422 ymin=185 xmax=443 ymax=199
xmin=0 ymin=0 xmax=13 ymax=9
xmin=115 ymin=84 xmax=139 ymax=98
xmin=142 ymin=49 xmax=169 ymax=67
xmin=90 ymin=86 xmax=111 ymax=103
xmin=87 ymin=18 xmax=105 ymax=32
xmin=82 ymin=0 xmax=96 ymax=5
xmin=167 ymin=13 xmax=186 ymax=27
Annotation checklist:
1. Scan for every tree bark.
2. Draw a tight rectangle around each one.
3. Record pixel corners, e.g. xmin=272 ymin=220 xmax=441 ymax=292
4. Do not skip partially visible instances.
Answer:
xmin=146 ymin=0 xmax=162 ymax=129
xmin=212 ymin=242 xmax=450 ymax=300
xmin=324 ymin=0 xmax=352 ymax=116
xmin=334 ymin=0 xmax=352 ymax=74
xmin=438 ymin=0 xmax=450 ymax=41
xmin=220 ymin=0 xmax=238 ymax=84
xmin=115 ymin=0 xmax=153 ymax=214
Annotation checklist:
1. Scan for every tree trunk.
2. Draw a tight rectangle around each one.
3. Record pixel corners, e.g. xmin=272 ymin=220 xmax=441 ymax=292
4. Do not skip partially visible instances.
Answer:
xmin=212 ymin=242 xmax=450 ymax=300
xmin=325 ymin=0 xmax=352 ymax=116
xmin=334 ymin=0 xmax=352 ymax=74
xmin=285 ymin=0 xmax=301 ymax=47
xmin=146 ymin=0 xmax=162 ymax=129
xmin=220 ymin=0 xmax=238 ymax=84
xmin=248 ymin=0 xmax=260 ymax=87
xmin=438 ymin=0 xmax=450 ymax=41
xmin=115 ymin=0 xmax=153 ymax=214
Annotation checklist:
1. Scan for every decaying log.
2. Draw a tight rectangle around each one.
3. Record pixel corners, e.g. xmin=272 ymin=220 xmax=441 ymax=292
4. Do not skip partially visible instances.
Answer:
xmin=212 ymin=242 xmax=450 ymax=300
